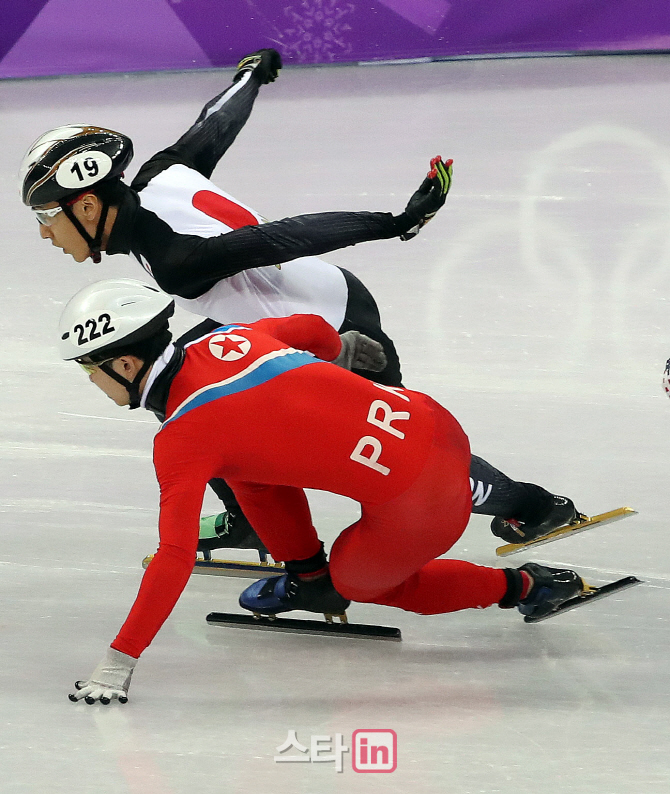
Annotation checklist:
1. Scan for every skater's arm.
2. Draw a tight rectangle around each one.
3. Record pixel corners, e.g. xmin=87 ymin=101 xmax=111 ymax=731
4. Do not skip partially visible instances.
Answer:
xmin=110 ymin=444 xmax=211 ymax=659
xmin=69 ymin=465 xmax=208 ymax=703
xmin=132 ymin=50 xmax=281 ymax=189
xmin=252 ymin=314 xmax=387 ymax=372
xmin=253 ymin=314 xmax=343 ymax=361
xmin=140 ymin=209 xmax=411 ymax=299
xmin=69 ymin=430 xmax=218 ymax=702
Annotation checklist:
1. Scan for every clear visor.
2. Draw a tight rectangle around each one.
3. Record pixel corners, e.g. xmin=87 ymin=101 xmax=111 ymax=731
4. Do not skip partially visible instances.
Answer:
xmin=33 ymin=205 xmax=63 ymax=226
xmin=76 ymin=357 xmax=114 ymax=375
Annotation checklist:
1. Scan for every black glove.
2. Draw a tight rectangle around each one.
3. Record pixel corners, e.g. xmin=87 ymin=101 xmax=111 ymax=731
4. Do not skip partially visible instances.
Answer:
xmin=234 ymin=48 xmax=283 ymax=84
xmin=400 ymin=156 xmax=453 ymax=241
xmin=333 ymin=330 xmax=388 ymax=373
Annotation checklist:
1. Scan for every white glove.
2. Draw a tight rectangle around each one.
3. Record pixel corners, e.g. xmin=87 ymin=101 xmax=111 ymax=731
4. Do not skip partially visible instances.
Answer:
xmin=69 ymin=647 xmax=137 ymax=705
xmin=333 ymin=331 xmax=387 ymax=372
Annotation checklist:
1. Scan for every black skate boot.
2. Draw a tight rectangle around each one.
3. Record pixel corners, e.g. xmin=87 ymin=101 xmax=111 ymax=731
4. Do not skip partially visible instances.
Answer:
xmin=240 ymin=541 xmax=350 ymax=616
xmin=491 ymin=495 xmax=581 ymax=545
xmin=239 ymin=570 xmax=351 ymax=617
xmin=515 ymin=562 xmax=585 ymax=619
xmin=197 ymin=511 xmax=268 ymax=554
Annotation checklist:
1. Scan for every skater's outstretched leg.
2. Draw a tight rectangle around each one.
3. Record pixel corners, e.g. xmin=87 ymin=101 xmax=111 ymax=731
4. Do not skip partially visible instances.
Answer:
xmin=322 ymin=419 xmax=585 ymax=617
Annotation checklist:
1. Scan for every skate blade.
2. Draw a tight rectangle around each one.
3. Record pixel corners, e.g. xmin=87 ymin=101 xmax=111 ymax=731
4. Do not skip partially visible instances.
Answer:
xmin=142 ymin=555 xmax=285 ymax=578
xmin=523 ymin=575 xmax=642 ymax=623
xmin=495 ymin=507 xmax=637 ymax=557
xmin=206 ymin=612 xmax=401 ymax=640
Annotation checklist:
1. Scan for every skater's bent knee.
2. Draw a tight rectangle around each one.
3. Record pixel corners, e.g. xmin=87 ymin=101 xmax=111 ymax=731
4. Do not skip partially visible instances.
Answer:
xmin=330 ymin=566 xmax=401 ymax=603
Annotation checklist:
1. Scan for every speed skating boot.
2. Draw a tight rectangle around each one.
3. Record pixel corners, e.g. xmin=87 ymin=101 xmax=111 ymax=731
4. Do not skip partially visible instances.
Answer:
xmin=516 ymin=562 xmax=585 ymax=619
xmin=197 ymin=511 xmax=269 ymax=554
xmin=491 ymin=495 xmax=580 ymax=544
xmin=239 ymin=571 xmax=350 ymax=616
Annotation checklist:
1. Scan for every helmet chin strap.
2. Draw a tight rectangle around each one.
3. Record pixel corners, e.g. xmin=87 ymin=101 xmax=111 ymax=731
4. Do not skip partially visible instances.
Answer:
xmin=99 ymin=360 xmax=152 ymax=410
xmin=60 ymin=200 xmax=110 ymax=264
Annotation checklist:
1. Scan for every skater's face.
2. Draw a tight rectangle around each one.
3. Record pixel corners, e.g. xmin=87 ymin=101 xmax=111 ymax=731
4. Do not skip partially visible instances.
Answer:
xmin=35 ymin=194 xmax=101 ymax=263
xmin=81 ymin=355 xmax=146 ymax=407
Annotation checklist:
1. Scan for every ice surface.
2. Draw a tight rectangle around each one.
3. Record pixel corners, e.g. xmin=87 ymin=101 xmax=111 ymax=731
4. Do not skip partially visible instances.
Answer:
xmin=1 ymin=53 xmax=670 ymax=792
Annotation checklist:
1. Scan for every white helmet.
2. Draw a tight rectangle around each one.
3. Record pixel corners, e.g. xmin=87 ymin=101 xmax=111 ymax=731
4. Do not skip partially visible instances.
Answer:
xmin=59 ymin=278 xmax=174 ymax=361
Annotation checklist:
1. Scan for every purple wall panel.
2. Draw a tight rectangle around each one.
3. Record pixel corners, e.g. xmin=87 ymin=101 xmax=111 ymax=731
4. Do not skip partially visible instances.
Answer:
xmin=1 ymin=0 xmax=669 ymax=79
xmin=0 ymin=0 xmax=49 ymax=62
xmin=1 ymin=0 xmax=212 ymax=78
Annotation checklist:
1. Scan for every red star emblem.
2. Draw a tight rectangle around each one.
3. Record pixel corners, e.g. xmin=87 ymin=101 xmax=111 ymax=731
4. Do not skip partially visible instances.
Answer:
xmin=208 ymin=333 xmax=251 ymax=361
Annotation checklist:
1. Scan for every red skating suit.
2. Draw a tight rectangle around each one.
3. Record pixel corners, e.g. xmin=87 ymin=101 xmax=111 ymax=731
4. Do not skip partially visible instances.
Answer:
xmin=111 ymin=316 xmax=507 ymax=659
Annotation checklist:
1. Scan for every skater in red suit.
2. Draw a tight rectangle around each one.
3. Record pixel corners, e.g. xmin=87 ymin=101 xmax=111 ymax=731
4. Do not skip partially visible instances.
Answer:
xmin=60 ymin=280 xmax=586 ymax=705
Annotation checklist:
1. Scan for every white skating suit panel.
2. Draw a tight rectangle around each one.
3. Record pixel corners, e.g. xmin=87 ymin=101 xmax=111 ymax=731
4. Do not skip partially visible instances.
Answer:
xmin=137 ymin=164 xmax=348 ymax=329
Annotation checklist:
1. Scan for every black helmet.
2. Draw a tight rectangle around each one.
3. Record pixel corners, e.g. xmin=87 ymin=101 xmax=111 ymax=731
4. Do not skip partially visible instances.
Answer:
xmin=20 ymin=124 xmax=133 ymax=207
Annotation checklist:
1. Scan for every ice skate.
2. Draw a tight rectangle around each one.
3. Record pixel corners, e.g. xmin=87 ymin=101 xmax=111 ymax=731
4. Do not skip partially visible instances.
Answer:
xmin=494 ymin=503 xmax=637 ymax=557
xmin=492 ymin=495 xmax=581 ymax=544
xmin=206 ymin=571 xmax=401 ymax=640
xmin=142 ymin=512 xmax=286 ymax=578
xmin=516 ymin=562 xmax=586 ymax=619
xmin=197 ymin=511 xmax=269 ymax=555
xmin=516 ymin=562 xmax=641 ymax=623
xmin=239 ymin=571 xmax=351 ymax=618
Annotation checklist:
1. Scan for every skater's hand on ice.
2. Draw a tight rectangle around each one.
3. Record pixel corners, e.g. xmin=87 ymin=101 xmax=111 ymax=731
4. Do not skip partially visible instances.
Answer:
xmin=235 ymin=49 xmax=282 ymax=84
xmin=68 ymin=648 xmax=137 ymax=705
xmin=333 ymin=331 xmax=387 ymax=372
xmin=400 ymin=156 xmax=453 ymax=241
